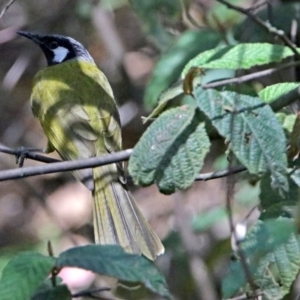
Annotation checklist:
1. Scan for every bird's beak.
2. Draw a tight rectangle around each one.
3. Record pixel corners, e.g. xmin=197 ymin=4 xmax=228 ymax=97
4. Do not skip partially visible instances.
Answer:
xmin=17 ymin=31 xmax=43 ymax=45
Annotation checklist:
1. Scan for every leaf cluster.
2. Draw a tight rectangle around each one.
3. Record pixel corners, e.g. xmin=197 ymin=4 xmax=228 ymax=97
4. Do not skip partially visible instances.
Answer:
xmin=0 ymin=245 xmax=170 ymax=300
xmin=127 ymin=2 xmax=300 ymax=299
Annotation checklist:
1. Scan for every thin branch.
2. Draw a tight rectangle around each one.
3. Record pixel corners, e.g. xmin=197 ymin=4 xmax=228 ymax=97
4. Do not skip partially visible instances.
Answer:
xmin=217 ymin=0 xmax=300 ymax=59
xmin=203 ymin=61 xmax=300 ymax=89
xmin=195 ymin=165 xmax=246 ymax=181
xmin=0 ymin=0 xmax=15 ymax=19
xmin=0 ymin=145 xmax=59 ymax=164
xmin=0 ymin=149 xmax=132 ymax=181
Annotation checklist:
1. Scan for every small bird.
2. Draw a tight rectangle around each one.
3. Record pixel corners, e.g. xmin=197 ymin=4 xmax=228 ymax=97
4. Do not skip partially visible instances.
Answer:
xmin=18 ymin=31 xmax=164 ymax=260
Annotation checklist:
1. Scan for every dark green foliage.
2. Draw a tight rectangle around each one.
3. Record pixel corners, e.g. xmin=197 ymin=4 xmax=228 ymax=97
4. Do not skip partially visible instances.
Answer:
xmin=0 ymin=252 xmax=55 ymax=300
xmin=129 ymin=106 xmax=210 ymax=194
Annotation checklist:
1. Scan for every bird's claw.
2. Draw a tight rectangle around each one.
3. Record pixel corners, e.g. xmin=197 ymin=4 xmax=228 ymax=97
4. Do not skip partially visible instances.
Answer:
xmin=15 ymin=147 xmax=44 ymax=167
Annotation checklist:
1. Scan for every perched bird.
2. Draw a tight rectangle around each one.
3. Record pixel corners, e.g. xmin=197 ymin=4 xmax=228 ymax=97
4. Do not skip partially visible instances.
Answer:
xmin=18 ymin=31 xmax=164 ymax=260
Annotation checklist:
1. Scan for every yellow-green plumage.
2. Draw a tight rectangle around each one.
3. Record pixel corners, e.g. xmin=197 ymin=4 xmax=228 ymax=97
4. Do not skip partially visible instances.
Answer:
xmin=31 ymin=60 xmax=164 ymax=260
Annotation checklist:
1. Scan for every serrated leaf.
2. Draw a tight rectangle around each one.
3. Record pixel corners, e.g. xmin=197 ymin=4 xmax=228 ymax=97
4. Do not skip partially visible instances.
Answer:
xmin=183 ymin=43 xmax=296 ymax=76
xmin=129 ymin=106 xmax=210 ymax=194
xmin=194 ymin=88 xmax=288 ymax=192
xmin=31 ymin=284 xmax=71 ymax=300
xmin=260 ymin=174 xmax=298 ymax=220
xmin=259 ymin=83 xmax=300 ymax=103
xmin=56 ymin=245 xmax=171 ymax=299
xmin=145 ymin=30 xmax=220 ymax=108
xmin=0 ymin=252 xmax=55 ymax=300
xmin=222 ymin=219 xmax=297 ymax=299
xmin=255 ymin=233 xmax=300 ymax=300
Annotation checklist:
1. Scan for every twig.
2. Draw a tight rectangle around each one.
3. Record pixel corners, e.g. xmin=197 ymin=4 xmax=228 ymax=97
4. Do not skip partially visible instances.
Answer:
xmin=0 ymin=144 xmax=59 ymax=164
xmin=203 ymin=61 xmax=300 ymax=89
xmin=195 ymin=165 xmax=246 ymax=181
xmin=217 ymin=0 xmax=300 ymax=59
xmin=0 ymin=0 xmax=15 ymax=19
xmin=0 ymin=149 xmax=132 ymax=181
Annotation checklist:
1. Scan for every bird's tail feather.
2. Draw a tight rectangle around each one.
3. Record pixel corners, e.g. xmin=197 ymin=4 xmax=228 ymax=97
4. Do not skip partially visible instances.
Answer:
xmin=92 ymin=164 xmax=164 ymax=260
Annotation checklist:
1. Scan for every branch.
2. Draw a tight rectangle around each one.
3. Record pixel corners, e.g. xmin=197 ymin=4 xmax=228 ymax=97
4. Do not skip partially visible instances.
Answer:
xmin=203 ymin=61 xmax=300 ymax=89
xmin=0 ymin=0 xmax=15 ymax=19
xmin=0 ymin=149 xmax=132 ymax=182
xmin=0 ymin=145 xmax=59 ymax=164
xmin=217 ymin=0 xmax=300 ymax=59
xmin=195 ymin=165 xmax=246 ymax=181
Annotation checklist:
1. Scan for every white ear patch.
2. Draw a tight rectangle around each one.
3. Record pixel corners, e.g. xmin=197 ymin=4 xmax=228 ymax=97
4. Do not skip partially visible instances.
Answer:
xmin=52 ymin=46 xmax=69 ymax=63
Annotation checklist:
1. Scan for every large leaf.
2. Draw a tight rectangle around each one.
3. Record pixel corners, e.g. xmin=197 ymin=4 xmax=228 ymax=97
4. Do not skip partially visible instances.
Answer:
xmin=145 ymin=30 xmax=221 ymax=108
xmin=183 ymin=43 xmax=296 ymax=76
xmin=0 ymin=252 xmax=55 ymax=300
xmin=259 ymin=83 xmax=300 ymax=103
xmin=222 ymin=219 xmax=298 ymax=299
xmin=129 ymin=106 xmax=210 ymax=194
xmin=260 ymin=174 xmax=298 ymax=220
xmin=194 ymin=88 xmax=288 ymax=192
xmin=56 ymin=245 xmax=171 ymax=299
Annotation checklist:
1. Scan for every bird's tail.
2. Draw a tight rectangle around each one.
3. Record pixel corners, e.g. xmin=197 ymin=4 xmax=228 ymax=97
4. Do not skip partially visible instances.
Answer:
xmin=92 ymin=164 xmax=164 ymax=260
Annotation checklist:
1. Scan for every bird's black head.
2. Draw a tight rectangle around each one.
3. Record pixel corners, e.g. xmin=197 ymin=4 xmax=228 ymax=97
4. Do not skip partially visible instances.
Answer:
xmin=17 ymin=31 xmax=94 ymax=66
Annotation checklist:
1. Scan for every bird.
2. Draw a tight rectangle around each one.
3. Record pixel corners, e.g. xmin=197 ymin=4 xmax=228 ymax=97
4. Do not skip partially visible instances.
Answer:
xmin=17 ymin=31 xmax=164 ymax=260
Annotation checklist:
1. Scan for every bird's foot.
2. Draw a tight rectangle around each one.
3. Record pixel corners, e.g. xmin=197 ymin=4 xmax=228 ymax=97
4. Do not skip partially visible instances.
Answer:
xmin=15 ymin=147 xmax=45 ymax=167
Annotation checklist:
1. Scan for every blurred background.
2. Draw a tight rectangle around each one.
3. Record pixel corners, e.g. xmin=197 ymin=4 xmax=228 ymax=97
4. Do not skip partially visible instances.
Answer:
xmin=0 ymin=0 xmax=291 ymax=299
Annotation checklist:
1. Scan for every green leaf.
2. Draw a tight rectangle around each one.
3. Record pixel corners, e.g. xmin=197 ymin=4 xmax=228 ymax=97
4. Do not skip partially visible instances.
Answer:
xmin=183 ymin=43 xmax=296 ymax=76
xmin=222 ymin=218 xmax=297 ymax=299
xmin=194 ymin=88 xmax=288 ymax=192
xmin=145 ymin=30 xmax=221 ymax=109
xmin=192 ymin=207 xmax=227 ymax=232
xmin=260 ymin=174 xmax=298 ymax=220
xmin=31 ymin=285 xmax=71 ymax=300
xmin=259 ymin=83 xmax=300 ymax=103
xmin=0 ymin=252 xmax=55 ymax=300
xmin=56 ymin=245 xmax=171 ymax=299
xmin=129 ymin=106 xmax=210 ymax=194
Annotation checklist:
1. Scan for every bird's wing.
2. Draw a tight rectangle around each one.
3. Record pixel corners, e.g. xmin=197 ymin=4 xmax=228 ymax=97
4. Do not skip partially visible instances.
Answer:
xmin=31 ymin=61 xmax=122 ymax=190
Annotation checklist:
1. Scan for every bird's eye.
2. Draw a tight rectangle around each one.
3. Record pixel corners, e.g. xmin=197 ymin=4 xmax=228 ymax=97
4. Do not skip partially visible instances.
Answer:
xmin=48 ymin=41 xmax=58 ymax=49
